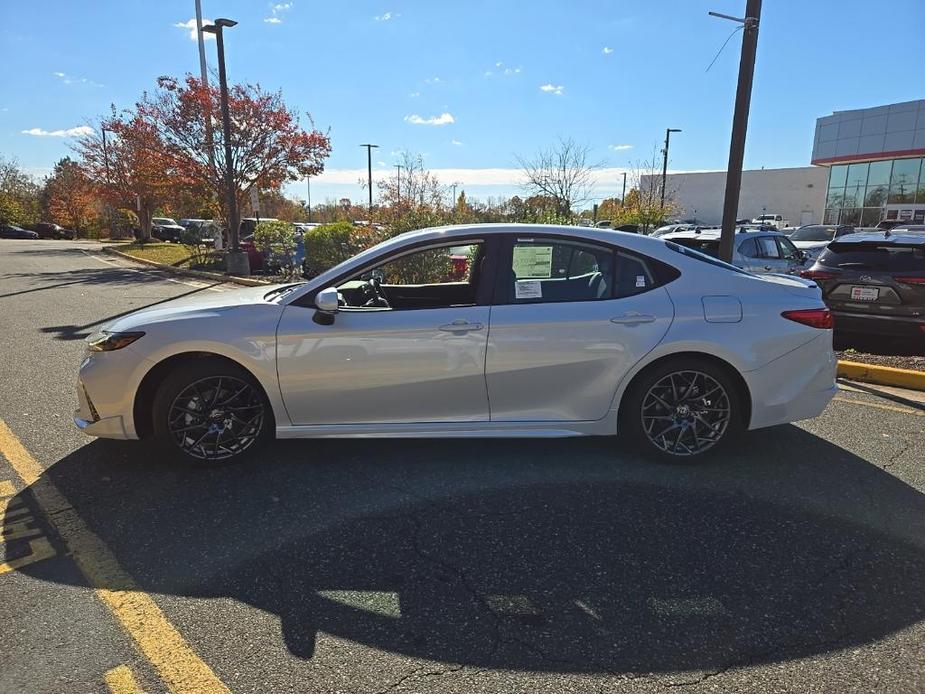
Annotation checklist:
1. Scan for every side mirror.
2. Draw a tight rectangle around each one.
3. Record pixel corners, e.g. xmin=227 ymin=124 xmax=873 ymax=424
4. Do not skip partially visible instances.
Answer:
xmin=313 ymin=287 xmax=339 ymax=325
xmin=315 ymin=286 xmax=339 ymax=313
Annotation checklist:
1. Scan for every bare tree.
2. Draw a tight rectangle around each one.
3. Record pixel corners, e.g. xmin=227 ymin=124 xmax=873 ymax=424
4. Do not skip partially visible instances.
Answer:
xmin=516 ymin=138 xmax=602 ymax=217
xmin=628 ymin=146 xmax=680 ymax=231
xmin=375 ymin=151 xmax=445 ymax=211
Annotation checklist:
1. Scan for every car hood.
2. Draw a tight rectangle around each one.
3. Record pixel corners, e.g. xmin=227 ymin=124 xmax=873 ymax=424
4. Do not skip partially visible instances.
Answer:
xmin=102 ymin=283 xmax=290 ymax=332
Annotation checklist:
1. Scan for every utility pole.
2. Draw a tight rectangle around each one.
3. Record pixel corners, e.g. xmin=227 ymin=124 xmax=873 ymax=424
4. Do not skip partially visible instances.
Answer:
xmin=194 ymin=0 xmax=216 ymax=172
xmin=715 ymin=0 xmax=762 ymax=262
xmin=100 ymin=127 xmax=111 ymax=181
xmin=202 ymin=18 xmax=247 ymax=275
xmin=450 ymin=182 xmax=458 ymax=205
xmin=306 ymin=175 xmax=311 ymax=222
xmin=621 ymin=171 xmax=627 ymax=206
xmin=360 ymin=143 xmax=378 ymax=216
xmin=395 ymin=164 xmax=402 ymax=204
xmin=661 ymin=128 xmax=681 ymax=211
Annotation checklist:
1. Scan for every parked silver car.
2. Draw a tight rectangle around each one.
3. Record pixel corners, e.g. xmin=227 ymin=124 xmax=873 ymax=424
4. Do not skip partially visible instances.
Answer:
xmin=661 ymin=228 xmax=807 ymax=275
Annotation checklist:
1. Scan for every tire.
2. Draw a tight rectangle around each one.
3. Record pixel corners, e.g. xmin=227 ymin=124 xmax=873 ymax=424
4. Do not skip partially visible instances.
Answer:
xmin=151 ymin=359 xmax=272 ymax=465
xmin=620 ymin=357 xmax=745 ymax=462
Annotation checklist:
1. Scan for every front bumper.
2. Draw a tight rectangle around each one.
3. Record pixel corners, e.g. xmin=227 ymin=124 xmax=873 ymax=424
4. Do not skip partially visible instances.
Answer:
xmin=73 ymin=350 xmax=147 ymax=440
xmin=744 ymin=332 xmax=838 ymax=430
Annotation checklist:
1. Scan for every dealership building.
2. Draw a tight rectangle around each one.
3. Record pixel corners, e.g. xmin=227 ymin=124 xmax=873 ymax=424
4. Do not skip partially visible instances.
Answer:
xmin=657 ymin=98 xmax=925 ymax=227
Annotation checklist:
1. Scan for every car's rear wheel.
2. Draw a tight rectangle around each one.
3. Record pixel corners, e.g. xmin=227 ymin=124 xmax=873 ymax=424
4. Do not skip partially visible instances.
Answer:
xmin=152 ymin=360 xmax=270 ymax=464
xmin=622 ymin=358 xmax=744 ymax=461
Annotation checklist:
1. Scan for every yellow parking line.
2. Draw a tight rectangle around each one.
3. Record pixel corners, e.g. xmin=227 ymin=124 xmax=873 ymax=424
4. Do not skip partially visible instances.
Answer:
xmin=0 ymin=419 xmax=229 ymax=694
xmin=105 ymin=664 xmax=143 ymax=694
xmin=832 ymin=396 xmax=924 ymax=417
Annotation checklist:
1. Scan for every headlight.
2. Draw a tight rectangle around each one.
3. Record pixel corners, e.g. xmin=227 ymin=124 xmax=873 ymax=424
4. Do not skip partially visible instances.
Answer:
xmin=87 ymin=331 xmax=145 ymax=352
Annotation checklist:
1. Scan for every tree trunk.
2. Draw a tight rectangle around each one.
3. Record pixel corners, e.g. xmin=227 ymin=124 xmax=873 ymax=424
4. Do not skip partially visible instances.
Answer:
xmin=138 ymin=206 xmax=153 ymax=241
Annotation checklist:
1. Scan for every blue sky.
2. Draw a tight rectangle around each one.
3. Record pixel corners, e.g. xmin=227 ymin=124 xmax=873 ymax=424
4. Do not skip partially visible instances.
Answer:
xmin=2 ymin=0 xmax=923 ymax=206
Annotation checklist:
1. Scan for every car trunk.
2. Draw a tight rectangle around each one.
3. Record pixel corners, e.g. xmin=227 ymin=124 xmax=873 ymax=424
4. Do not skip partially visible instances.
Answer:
xmin=813 ymin=241 xmax=925 ymax=319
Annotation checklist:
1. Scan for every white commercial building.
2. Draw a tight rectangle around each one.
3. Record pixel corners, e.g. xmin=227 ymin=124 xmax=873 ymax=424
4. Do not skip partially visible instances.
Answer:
xmin=643 ymin=166 xmax=828 ymax=227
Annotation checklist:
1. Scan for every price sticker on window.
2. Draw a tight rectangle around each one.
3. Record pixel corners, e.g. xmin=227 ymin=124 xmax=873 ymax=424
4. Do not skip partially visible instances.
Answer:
xmin=514 ymin=280 xmax=543 ymax=299
xmin=513 ymin=246 xmax=553 ymax=278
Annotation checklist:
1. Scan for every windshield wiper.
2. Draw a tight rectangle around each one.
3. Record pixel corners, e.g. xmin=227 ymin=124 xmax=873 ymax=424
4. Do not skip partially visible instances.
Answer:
xmin=264 ymin=283 xmax=305 ymax=299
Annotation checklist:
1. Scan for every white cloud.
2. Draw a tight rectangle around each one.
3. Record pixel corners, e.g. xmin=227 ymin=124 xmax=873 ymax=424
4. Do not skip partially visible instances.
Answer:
xmin=22 ymin=125 xmax=93 ymax=138
xmin=603 ymin=46 xmax=614 ymax=55
xmin=424 ymin=76 xmax=441 ymax=84
xmin=52 ymin=71 xmax=104 ymax=87
xmin=485 ymin=62 xmax=521 ymax=77
xmin=609 ymin=144 xmax=633 ymax=151
xmin=264 ymin=17 xmax=282 ymax=23
xmin=540 ymin=83 xmax=564 ymax=96
xmin=404 ymin=112 xmax=455 ymax=126
xmin=174 ymin=18 xmax=214 ymax=41
xmin=451 ymin=139 xmax=463 ymax=146
xmin=308 ymin=166 xmax=640 ymax=188
xmin=409 ymin=91 xmax=420 ymax=98
xmin=265 ymin=2 xmax=292 ymax=23
xmin=375 ymin=11 xmax=400 ymax=21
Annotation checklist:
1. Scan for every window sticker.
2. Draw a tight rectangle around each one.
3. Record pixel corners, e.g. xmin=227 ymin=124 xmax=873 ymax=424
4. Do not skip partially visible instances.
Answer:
xmin=514 ymin=280 xmax=543 ymax=299
xmin=513 ymin=245 xmax=553 ymax=278
xmin=636 ymin=275 xmax=646 ymax=288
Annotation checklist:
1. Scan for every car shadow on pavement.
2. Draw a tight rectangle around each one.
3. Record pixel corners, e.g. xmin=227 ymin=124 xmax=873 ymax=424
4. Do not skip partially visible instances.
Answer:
xmin=7 ymin=427 xmax=925 ymax=675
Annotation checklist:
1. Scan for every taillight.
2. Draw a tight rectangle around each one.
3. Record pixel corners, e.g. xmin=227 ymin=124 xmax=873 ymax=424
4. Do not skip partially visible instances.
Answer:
xmin=781 ymin=308 xmax=833 ymax=329
xmin=799 ymin=269 xmax=837 ymax=281
xmin=894 ymin=276 xmax=925 ymax=285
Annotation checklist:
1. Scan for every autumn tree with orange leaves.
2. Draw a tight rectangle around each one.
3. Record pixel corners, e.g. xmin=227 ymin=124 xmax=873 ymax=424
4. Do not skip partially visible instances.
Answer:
xmin=75 ymin=110 xmax=176 ymax=240
xmin=43 ymin=157 xmax=98 ymax=234
xmin=139 ymin=75 xmax=331 ymax=231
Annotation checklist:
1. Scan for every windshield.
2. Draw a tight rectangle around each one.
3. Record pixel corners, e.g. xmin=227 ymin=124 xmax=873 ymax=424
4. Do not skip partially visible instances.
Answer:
xmin=820 ymin=242 xmax=925 ymax=272
xmin=153 ymin=217 xmax=178 ymax=226
xmin=790 ymin=225 xmax=836 ymax=242
xmin=664 ymin=241 xmax=749 ymax=274
xmin=671 ymin=238 xmax=721 ymax=258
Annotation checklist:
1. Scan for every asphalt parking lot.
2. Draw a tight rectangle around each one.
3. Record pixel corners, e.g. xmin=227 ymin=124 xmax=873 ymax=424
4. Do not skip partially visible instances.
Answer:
xmin=1 ymin=239 xmax=923 ymax=693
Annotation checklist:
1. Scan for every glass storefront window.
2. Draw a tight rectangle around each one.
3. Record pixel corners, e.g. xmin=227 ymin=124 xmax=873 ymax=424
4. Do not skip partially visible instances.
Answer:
xmin=846 ymin=162 xmax=869 ymax=190
xmin=839 ymin=208 xmax=861 ymax=225
xmin=826 ymin=187 xmax=846 ymax=208
xmin=828 ymin=165 xmax=848 ymax=188
xmin=889 ymin=158 xmax=921 ymax=203
xmin=864 ymin=184 xmax=888 ymax=206
xmin=823 ymin=209 xmax=838 ymax=224
xmin=860 ymin=208 xmax=882 ymax=226
xmin=844 ymin=184 xmax=865 ymax=207
xmin=867 ymin=160 xmax=892 ymax=186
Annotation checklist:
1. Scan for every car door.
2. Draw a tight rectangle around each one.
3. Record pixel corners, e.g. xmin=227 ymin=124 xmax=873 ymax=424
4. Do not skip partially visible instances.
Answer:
xmin=485 ymin=235 xmax=673 ymax=422
xmin=751 ymin=235 xmax=790 ymax=274
xmin=775 ymin=235 xmax=805 ymax=274
xmin=276 ymin=238 xmax=495 ymax=426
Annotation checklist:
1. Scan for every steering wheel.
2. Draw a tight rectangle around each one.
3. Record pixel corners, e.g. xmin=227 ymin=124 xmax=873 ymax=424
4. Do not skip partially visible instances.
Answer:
xmin=362 ymin=277 xmax=390 ymax=308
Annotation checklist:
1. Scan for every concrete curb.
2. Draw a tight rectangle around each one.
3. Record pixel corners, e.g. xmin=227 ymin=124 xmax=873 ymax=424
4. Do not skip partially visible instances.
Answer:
xmin=837 ymin=360 xmax=925 ymax=392
xmin=101 ymin=246 xmax=272 ymax=287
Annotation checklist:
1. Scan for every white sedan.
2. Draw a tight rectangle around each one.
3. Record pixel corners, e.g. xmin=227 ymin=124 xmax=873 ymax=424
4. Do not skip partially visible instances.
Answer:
xmin=74 ymin=224 xmax=837 ymax=463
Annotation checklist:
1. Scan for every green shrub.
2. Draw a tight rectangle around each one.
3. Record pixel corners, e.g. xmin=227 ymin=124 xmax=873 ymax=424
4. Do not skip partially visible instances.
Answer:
xmin=302 ymin=221 xmax=371 ymax=278
xmin=254 ymin=219 xmax=297 ymax=277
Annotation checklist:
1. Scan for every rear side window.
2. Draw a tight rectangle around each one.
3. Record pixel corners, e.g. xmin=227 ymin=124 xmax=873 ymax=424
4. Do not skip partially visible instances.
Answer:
xmin=509 ymin=239 xmax=613 ymax=303
xmin=738 ymin=238 xmax=760 ymax=258
xmin=819 ymin=243 xmax=925 ymax=272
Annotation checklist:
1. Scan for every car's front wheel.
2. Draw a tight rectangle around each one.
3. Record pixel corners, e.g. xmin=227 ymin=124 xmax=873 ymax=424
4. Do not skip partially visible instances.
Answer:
xmin=152 ymin=360 xmax=270 ymax=464
xmin=622 ymin=358 xmax=744 ymax=461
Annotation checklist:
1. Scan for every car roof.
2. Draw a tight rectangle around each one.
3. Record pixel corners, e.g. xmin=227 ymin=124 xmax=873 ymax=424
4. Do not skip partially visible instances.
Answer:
xmin=830 ymin=229 xmax=925 ymax=245
xmin=662 ymin=228 xmax=783 ymax=241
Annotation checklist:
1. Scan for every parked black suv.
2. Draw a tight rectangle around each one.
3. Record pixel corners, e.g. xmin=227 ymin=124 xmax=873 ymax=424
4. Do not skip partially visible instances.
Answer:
xmin=801 ymin=229 xmax=925 ymax=338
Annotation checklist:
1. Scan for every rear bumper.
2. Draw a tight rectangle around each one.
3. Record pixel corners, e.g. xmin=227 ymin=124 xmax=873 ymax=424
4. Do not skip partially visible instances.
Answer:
xmin=744 ymin=332 xmax=837 ymax=430
xmin=832 ymin=310 xmax=925 ymax=338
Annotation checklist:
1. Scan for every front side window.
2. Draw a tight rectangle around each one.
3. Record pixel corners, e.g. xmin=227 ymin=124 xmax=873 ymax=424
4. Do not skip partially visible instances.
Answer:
xmin=776 ymin=236 xmax=801 ymax=260
xmin=508 ymin=239 xmax=614 ymax=303
xmin=335 ymin=242 xmax=482 ymax=311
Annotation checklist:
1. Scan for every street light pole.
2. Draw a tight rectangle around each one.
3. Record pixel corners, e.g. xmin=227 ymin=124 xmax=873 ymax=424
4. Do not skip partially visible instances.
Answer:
xmin=661 ymin=128 xmax=681 ymax=211
xmin=195 ymin=0 xmax=217 ymax=173
xmin=360 ymin=144 xmax=378 ymax=217
xmin=395 ymin=164 xmax=402 ymax=204
xmin=621 ymin=171 xmax=627 ymax=206
xmin=716 ymin=0 xmax=762 ymax=263
xmin=203 ymin=18 xmax=248 ymax=275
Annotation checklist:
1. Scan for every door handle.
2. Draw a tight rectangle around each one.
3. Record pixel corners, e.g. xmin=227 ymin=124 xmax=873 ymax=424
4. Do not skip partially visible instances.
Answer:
xmin=764 ymin=265 xmax=773 ymax=271
xmin=438 ymin=321 xmax=483 ymax=332
xmin=610 ymin=312 xmax=656 ymax=326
